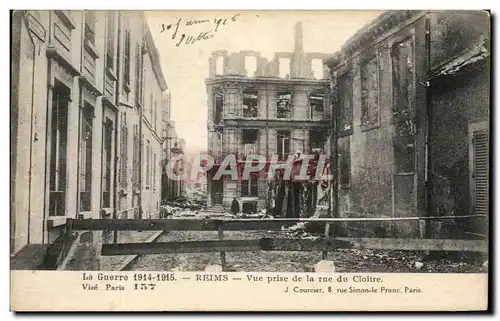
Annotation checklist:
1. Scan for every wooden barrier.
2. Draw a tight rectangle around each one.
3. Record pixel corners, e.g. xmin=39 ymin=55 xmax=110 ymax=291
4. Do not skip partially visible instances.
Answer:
xmin=63 ymin=215 xmax=488 ymax=271
xmin=67 ymin=215 xmax=487 ymax=231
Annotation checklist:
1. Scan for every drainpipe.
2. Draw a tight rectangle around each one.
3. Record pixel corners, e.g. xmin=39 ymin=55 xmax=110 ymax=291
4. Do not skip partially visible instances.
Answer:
xmin=21 ymin=11 xmax=39 ymax=246
xmin=138 ymin=20 xmax=146 ymax=219
xmin=424 ymin=13 xmax=433 ymax=238
xmin=329 ymin=74 xmax=339 ymax=220
xmin=75 ymin=11 xmax=86 ymax=218
xmin=113 ymin=11 xmax=121 ymax=242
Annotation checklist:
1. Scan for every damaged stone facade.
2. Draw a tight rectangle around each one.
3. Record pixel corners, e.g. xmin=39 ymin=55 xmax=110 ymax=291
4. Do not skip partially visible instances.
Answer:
xmin=206 ymin=22 xmax=332 ymax=215
xmin=326 ymin=10 xmax=490 ymax=238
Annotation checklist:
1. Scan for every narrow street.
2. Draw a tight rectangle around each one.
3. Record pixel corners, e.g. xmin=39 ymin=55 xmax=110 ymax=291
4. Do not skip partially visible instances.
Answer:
xmin=125 ymin=229 xmax=487 ymax=273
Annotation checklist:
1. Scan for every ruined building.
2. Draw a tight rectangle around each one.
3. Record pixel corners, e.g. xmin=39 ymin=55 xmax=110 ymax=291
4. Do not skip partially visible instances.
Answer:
xmin=325 ymin=10 xmax=490 ymax=238
xmin=205 ymin=22 xmax=332 ymax=216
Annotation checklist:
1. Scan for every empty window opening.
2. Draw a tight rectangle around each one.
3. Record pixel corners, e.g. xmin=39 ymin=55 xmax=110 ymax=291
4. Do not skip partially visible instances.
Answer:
xmin=309 ymin=89 xmax=324 ymax=117
xmin=278 ymin=57 xmax=291 ymax=78
xmin=338 ymin=73 xmax=353 ymax=134
xmin=214 ymin=88 xmax=224 ymax=123
xmin=242 ymin=129 xmax=258 ymax=159
xmin=277 ymin=92 xmax=292 ymax=118
xmin=361 ymin=55 xmax=379 ymax=126
xmin=49 ymin=82 xmax=70 ymax=216
xmin=106 ymin=11 xmax=116 ymax=70
xmin=310 ymin=129 xmax=326 ymax=153
xmin=241 ymin=174 xmax=259 ymax=197
xmin=84 ymin=11 xmax=96 ymax=44
xmin=245 ymin=56 xmax=257 ymax=77
xmin=277 ymin=131 xmax=291 ymax=161
xmin=311 ymin=58 xmax=324 ymax=79
xmin=242 ymin=129 xmax=258 ymax=144
xmin=339 ymin=138 xmax=351 ymax=188
xmin=243 ymin=90 xmax=258 ymax=118
xmin=215 ymin=56 xmax=224 ymax=75
xmin=391 ymin=37 xmax=414 ymax=121
xmin=242 ymin=201 xmax=258 ymax=213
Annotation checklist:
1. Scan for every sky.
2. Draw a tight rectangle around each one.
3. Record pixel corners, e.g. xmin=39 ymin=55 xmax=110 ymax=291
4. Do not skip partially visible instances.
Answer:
xmin=145 ymin=10 xmax=383 ymax=156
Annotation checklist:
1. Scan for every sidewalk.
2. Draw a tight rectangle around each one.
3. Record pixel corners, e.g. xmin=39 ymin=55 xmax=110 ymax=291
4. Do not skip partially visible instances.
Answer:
xmin=100 ymin=231 xmax=165 ymax=271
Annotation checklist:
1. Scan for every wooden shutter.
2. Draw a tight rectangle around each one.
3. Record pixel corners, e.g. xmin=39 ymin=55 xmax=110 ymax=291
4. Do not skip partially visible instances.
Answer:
xmin=472 ymin=129 xmax=489 ymax=215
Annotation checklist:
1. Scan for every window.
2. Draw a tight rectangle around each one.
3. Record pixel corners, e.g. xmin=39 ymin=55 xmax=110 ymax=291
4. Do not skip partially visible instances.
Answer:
xmin=119 ymin=113 xmax=128 ymax=188
xmin=391 ymin=37 xmax=415 ymax=121
xmin=213 ymin=88 xmax=223 ymax=123
xmin=84 ymin=11 xmax=96 ymax=44
xmin=242 ymin=129 xmax=258 ymax=159
xmin=145 ymin=140 xmax=150 ymax=187
xmin=277 ymin=131 xmax=291 ymax=161
xmin=134 ymin=43 xmax=143 ymax=104
xmin=242 ymin=129 xmax=258 ymax=144
xmin=153 ymin=153 xmax=156 ymax=190
xmin=470 ymin=124 xmax=489 ymax=216
xmin=149 ymin=91 xmax=153 ymax=120
xmin=278 ymin=57 xmax=290 ymax=78
xmin=309 ymin=129 xmax=326 ymax=153
xmin=154 ymin=100 xmax=157 ymax=131
xmin=225 ymin=128 xmax=237 ymax=154
xmin=277 ymin=92 xmax=292 ymax=119
xmin=215 ymin=56 xmax=224 ymax=75
xmin=224 ymin=91 xmax=237 ymax=115
xmin=124 ymin=28 xmax=131 ymax=86
xmin=309 ymin=88 xmax=324 ymax=118
xmin=243 ymin=89 xmax=258 ymax=118
xmin=244 ymin=56 xmax=257 ymax=77
xmin=79 ymin=104 xmax=94 ymax=212
xmin=132 ymin=124 xmax=139 ymax=189
xmin=106 ymin=11 xmax=116 ymax=70
xmin=241 ymin=174 xmax=259 ymax=197
xmin=360 ymin=55 xmax=379 ymax=128
xmin=102 ymin=119 xmax=113 ymax=208
xmin=337 ymin=73 xmax=353 ymax=135
xmin=150 ymin=147 xmax=153 ymax=189
xmin=311 ymin=58 xmax=324 ymax=79
xmin=338 ymin=138 xmax=351 ymax=188
xmin=49 ymin=82 xmax=70 ymax=216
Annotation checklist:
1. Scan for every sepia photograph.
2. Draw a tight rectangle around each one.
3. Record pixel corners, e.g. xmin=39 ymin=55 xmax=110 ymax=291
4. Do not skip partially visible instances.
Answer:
xmin=9 ymin=9 xmax=491 ymax=311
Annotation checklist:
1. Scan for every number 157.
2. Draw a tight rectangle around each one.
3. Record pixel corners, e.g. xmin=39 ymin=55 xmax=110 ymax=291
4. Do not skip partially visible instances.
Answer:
xmin=134 ymin=283 xmax=156 ymax=290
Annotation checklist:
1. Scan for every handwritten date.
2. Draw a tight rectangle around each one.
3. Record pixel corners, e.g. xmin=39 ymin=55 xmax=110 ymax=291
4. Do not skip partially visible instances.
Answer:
xmin=160 ymin=14 xmax=241 ymax=47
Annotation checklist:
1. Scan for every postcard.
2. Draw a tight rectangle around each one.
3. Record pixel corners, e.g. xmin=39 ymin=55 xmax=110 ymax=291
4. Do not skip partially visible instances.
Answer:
xmin=10 ymin=9 xmax=490 ymax=312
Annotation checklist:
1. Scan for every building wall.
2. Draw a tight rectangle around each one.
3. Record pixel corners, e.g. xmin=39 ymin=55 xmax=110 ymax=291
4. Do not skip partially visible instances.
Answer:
xmin=326 ymin=10 xmax=490 ymax=238
xmin=11 ymin=10 xmax=111 ymax=252
xmin=115 ymin=12 xmax=166 ymax=220
xmin=327 ymin=12 xmax=429 ymax=237
xmin=428 ymin=63 xmax=490 ymax=235
xmin=11 ymin=10 xmax=167 ymax=254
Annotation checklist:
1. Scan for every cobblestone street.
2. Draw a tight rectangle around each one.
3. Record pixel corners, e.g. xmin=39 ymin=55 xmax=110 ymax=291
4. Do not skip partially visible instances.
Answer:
xmin=124 ymin=230 xmax=487 ymax=273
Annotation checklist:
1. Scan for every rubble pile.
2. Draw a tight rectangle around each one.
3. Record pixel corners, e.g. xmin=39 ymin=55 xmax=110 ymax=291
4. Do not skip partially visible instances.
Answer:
xmin=235 ymin=209 xmax=274 ymax=219
xmin=160 ymin=196 xmax=207 ymax=218
xmin=280 ymin=222 xmax=318 ymax=239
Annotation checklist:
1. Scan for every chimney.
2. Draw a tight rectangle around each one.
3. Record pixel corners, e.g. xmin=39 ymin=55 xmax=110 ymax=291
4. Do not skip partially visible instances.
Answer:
xmin=292 ymin=21 xmax=304 ymax=78
xmin=294 ymin=21 xmax=304 ymax=53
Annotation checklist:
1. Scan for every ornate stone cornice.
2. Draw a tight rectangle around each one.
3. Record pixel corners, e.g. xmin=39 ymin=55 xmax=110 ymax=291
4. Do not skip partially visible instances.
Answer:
xmin=205 ymin=76 xmax=328 ymax=87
